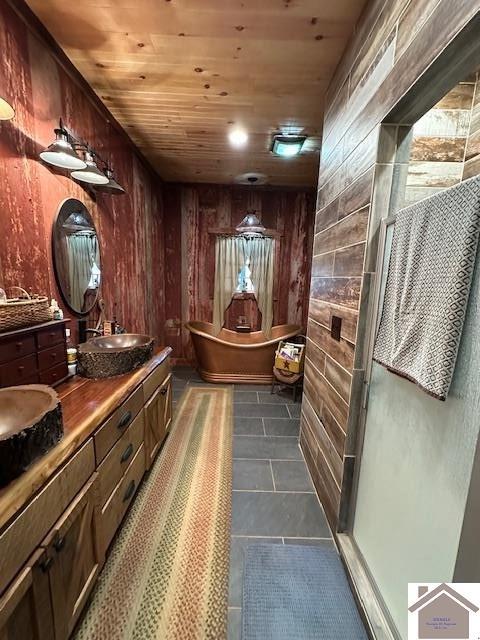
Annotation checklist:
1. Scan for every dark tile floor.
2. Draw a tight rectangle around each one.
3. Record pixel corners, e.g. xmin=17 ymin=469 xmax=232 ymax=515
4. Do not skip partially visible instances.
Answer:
xmin=171 ymin=367 xmax=335 ymax=640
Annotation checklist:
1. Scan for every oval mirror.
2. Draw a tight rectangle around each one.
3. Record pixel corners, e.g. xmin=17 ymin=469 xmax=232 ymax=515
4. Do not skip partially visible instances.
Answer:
xmin=52 ymin=198 xmax=101 ymax=315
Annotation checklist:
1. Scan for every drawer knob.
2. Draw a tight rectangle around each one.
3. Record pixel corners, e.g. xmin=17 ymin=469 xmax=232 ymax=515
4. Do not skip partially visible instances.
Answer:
xmin=120 ymin=443 xmax=134 ymax=464
xmin=18 ymin=365 xmax=24 ymax=372
xmin=117 ymin=411 xmax=132 ymax=430
xmin=50 ymin=352 xmax=57 ymax=359
xmin=160 ymin=387 xmax=168 ymax=396
xmin=15 ymin=341 xmax=23 ymax=349
xmin=53 ymin=536 xmax=66 ymax=552
xmin=123 ymin=480 xmax=136 ymax=502
xmin=40 ymin=556 xmax=54 ymax=573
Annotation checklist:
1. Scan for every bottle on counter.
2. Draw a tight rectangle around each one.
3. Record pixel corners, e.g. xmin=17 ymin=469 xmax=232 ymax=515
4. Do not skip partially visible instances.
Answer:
xmin=65 ymin=328 xmax=77 ymax=376
xmin=50 ymin=299 xmax=63 ymax=320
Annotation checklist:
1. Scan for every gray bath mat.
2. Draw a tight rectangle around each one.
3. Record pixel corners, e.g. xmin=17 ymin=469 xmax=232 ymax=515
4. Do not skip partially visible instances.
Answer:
xmin=242 ymin=543 xmax=368 ymax=640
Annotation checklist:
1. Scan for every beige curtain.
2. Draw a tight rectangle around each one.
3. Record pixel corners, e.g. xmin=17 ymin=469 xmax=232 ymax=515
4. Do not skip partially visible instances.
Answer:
xmin=66 ymin=234 xmax=95 ymax=312
xmin=248 ymin=237 xmax=274 ymax=337
xmin=213 ymin=236 xmax=246 ymax=334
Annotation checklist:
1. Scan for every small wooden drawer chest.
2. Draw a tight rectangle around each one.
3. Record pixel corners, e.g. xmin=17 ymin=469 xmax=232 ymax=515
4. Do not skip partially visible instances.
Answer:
xmin=0 ymin=320 xmax=69 ymax=388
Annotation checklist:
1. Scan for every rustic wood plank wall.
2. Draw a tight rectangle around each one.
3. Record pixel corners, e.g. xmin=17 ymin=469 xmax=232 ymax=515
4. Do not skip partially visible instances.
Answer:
xmin=301 ymin=0 xmax=480 ymax=530
xmin=163 ymin=183 xmax=315 ymax=363
xmin=0 ymin=3 xmax=165 ymax=344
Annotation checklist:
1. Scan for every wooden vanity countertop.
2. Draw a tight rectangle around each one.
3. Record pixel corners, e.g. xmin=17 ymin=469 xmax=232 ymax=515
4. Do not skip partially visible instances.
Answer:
xmin=0 ymin=346 xmax=172 ymax=532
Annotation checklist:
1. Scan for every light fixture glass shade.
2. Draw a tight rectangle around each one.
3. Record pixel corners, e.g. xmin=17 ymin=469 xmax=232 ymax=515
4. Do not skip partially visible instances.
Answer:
xmin=271 ymin=135 xmax=306 ymax=157
xmin=236 ymin=211 xmax=266 ymax=238
xmin=39 ymin=129 xmax=87 ymax=169
xmin=0 ymin=97 xmax=14 ymax=120
xmin=97 ymin=168 xmax=126 ymax=194
xmin=71 ymin=151 xmax=109 ymax=185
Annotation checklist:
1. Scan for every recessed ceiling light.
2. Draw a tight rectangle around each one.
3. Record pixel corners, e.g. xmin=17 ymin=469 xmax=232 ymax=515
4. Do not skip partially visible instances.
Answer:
xmin=229 ymin=128 xmax=248 ymax=148
xmin=235 ymin=172 xmax=268 ymax=185
xmin=271 ymin=135 xmax=307 ymax=157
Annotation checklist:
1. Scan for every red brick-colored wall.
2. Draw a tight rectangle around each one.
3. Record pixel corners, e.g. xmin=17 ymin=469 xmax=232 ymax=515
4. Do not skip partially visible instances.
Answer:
xmin=0 ymin=2 xmax=165 ymax=343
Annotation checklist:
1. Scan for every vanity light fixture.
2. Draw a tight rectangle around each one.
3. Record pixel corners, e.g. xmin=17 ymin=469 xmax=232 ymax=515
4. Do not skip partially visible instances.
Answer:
xmin=98 ymin=168 xmax=126 ymax=194
xmin=228 ymin=128 xmax=248 ymax=148
xmin=271 ymin=135 xmax=307 ymax=157
xmin=39 ymin=127 xmax=87 ymax=170
xmin=71 ymin=150 xmax=109 ymax=185
xmin=39 ymin=119 xmax=126 ymax=194
xmin=0 ymin=97 xmax=14 ymax=120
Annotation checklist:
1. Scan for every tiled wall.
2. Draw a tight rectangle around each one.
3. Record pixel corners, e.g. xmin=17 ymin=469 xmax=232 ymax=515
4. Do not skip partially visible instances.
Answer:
xmin=405 ymin=79 xmax=476 ymax=205
xmin=300 ymin=0 xmax=480 ymax=530
xmin=0 ymin=3 xmax=165 ymax=344
xmin=163 ymin=183 xmax=315 ymax=362
xmin=464 ymin=70 xmax=480 ymax=180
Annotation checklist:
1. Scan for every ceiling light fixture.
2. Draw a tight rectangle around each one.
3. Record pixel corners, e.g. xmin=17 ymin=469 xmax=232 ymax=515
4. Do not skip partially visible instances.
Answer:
xmin=40 ymin=127 xmax=87 ymax=170
xmin=229 ymin=128 xmax=248 ymax=148
xmin=71 ymin=150 xmax=109 ymax=185
xmin=271 ymin=135 xmax=307 ymax=158
xmin=236 ymin=211 xmax=266 ymax=238
xmin=0 ymin=97 xmax=15 ymax=120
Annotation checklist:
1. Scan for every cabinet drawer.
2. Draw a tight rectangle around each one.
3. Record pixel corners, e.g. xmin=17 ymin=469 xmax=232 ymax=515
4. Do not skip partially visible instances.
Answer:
xmin=38 ymin=343 xmax=66 ymax=372
xmin=0 ymin=335 xmax=35 ymax=365
xmin=97 ymin=410 xmax=145 ymax=506
xmin=36 ymin=325 xmax=64 ymax=350
xmin=0 ymin=439 xmax=95 ymax=596
xmin=39 ymin=362 xmax=68 ymax=386
xmin=94 ymin=385 xmax=144 ymax=464
xmin=0 ymin=353 xmax=37 ymax=387
xmin=99 ymin=444 xmax=145 ymax=554
xmin=143 ymin=359 xmax=170 ymax=403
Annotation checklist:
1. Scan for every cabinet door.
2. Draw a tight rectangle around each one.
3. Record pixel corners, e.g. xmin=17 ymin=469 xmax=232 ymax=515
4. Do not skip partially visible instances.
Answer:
xmin=0 ymin=549 xmax=54 ymax=640
xmin=43 ymin=474 xmax=102 ymax=640
xmin=144 ymin=375 xmax=172 ymax=469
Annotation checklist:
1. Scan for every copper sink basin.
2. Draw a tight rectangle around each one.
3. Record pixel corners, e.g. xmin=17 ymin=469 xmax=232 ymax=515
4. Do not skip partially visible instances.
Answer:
xmin=0 ymin=385 xmax=63 ymax=487
xmin=87 ymin=334 xmax=153 ymax=350
xmin=77 ymin=334 xmax=155 ymax=378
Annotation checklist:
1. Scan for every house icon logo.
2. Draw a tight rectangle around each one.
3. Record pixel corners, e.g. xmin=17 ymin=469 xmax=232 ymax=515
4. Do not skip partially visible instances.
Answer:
xmin=408 ymin=583 xmax=480 ymax=639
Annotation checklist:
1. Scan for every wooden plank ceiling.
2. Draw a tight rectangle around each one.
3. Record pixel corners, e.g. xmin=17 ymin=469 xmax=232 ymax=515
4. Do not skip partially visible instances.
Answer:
xmin=26 ymin=0 xmax=366 ymax=186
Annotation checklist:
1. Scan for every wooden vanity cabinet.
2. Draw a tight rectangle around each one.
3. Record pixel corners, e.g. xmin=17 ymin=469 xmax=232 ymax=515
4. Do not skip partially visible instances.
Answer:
xmin=0 ymin=548 xmax=54 ymax=640
xmin=0 ymin=350 xmax=172 ymax=639
xmin=40 ymin=474 xmax=101 ymax=640
xmin=144 ymin=374 xmax=172 ymax=469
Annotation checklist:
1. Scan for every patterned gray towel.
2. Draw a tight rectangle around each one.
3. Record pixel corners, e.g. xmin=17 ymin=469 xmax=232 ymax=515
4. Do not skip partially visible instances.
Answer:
xmin=374 ymin=175 xmax=480 ymax=400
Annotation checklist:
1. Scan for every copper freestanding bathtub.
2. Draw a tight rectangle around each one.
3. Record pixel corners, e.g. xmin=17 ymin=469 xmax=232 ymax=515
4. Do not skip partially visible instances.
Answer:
xmin=185 ymin=321 xmax=301 ymax=384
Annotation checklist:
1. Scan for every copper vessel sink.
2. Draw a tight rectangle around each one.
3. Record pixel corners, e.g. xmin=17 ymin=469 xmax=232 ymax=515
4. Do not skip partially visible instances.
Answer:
xmin=78 ymin=334 xmax=155 ymax=378
xmin=87 ymin=334 xmax=153 ymax=350
xmin=0 ymin=385 xmax=63 ymax=487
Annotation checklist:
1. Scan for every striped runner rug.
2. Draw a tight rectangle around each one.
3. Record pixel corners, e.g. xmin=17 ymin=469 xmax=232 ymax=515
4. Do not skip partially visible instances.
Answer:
xmin=75 ymin=385 xmax=233 ymax=640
